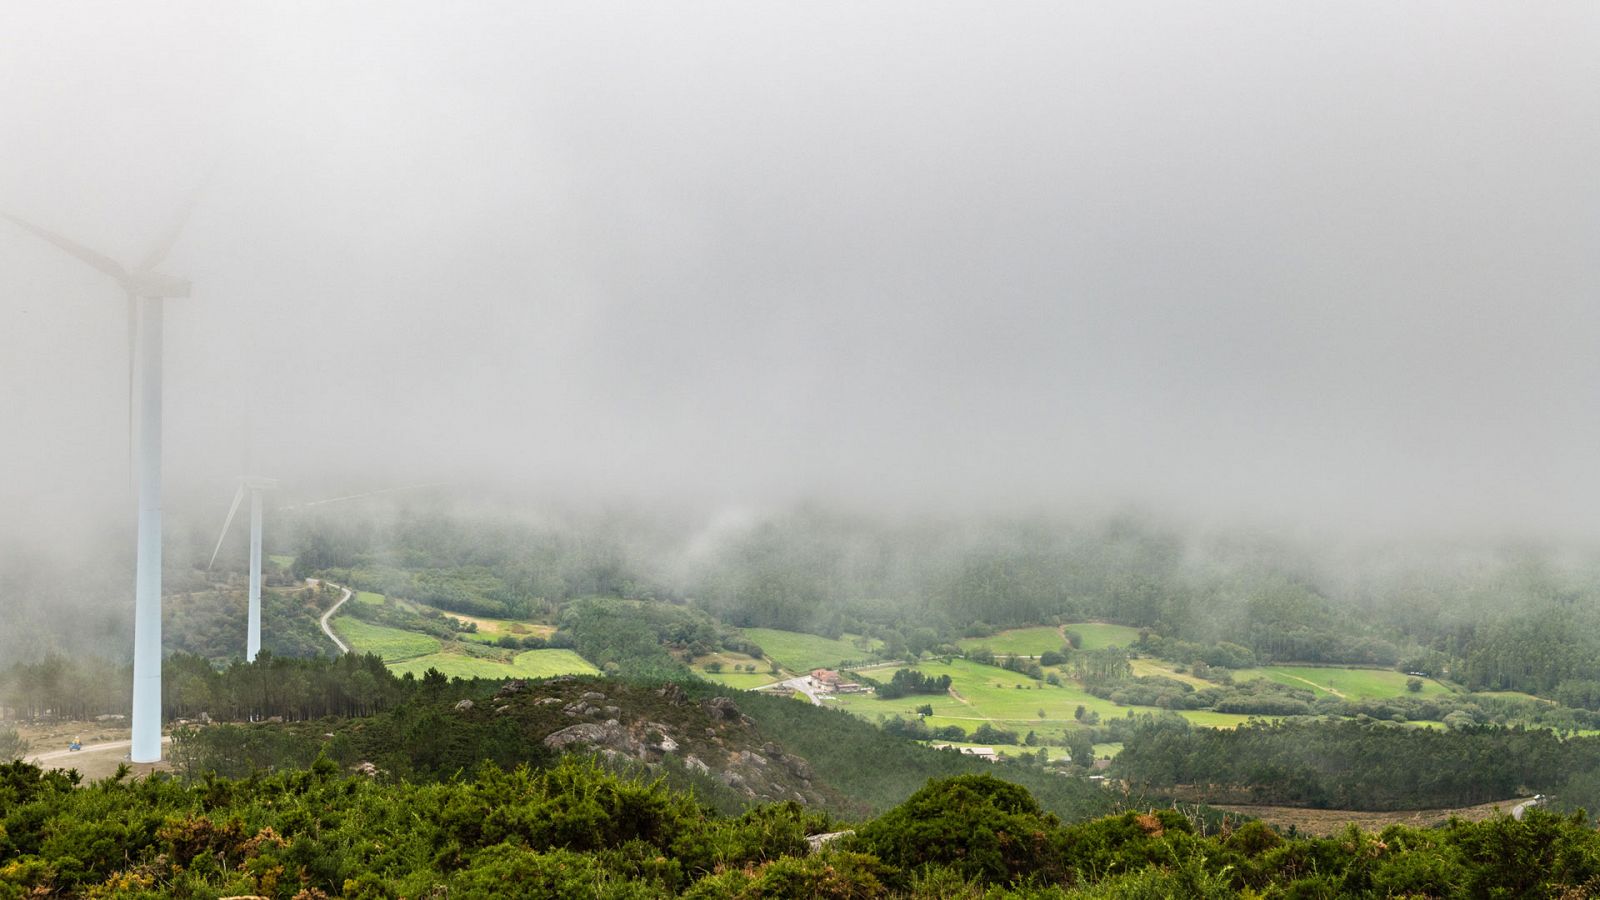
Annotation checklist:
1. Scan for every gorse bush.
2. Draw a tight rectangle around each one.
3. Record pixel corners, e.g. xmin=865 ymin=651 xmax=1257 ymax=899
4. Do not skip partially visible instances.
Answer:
xmin=8 ymin=756 xmax=1600 ymax=897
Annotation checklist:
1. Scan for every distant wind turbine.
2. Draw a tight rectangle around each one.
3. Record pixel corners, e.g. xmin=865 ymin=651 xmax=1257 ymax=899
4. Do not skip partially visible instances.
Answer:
xmin=206 ymin=479 xmax=447 ymax=661
xmin=208 ymin=477 xmax=278 ymax=662
xmin=3 ymin=205 xmax=196 ymax=764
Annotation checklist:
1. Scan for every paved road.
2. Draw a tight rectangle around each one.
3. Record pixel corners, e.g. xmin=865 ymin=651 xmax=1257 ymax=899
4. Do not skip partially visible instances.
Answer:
xmin=313 ymin=580 xmax=353 ymax=654
xmin=1512 ymin=797 xmax=1543 ymax=820
xmin=29 ymin=735 xmax=172 ymax=764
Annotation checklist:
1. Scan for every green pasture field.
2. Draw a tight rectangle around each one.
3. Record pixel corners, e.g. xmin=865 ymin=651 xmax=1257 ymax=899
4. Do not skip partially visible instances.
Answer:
xmin=1091 ymin=742 xmax=1123 ymax=760
xmin=331 ymin=617 xmax=440 ymax=662
xmin=739 ymin=628 xmax=879 ymax=672
xmin=352 ymin=591 xmax=385 ymax=606
xmin=268 ymin=554 xmax=295 ymax=568
xmin=1233 ymin=665 xmax=1451 ymax=700
xmin=1174 ymin=710 xmax=1263 ymax=728
xmin=1129 ymin=658 xmax=1214 ymax=689
xmin=835 ymin=658 xmax=1267 ymax=738
xmin=387 ymin=648 xmax=599 ymax=679
xmin=691 ymin=651 xmax=779 ymax=688
xmin=956 ymin=626 xmax=1066 ymax=657
xmin=699 ymin=670 xmax=784 ymax=689
xmin=1063 ymin=622 xmax=1143 ymax=650
xmin=840 ymin=660 xmax=1179 ymax=725
xmin=1474 ymin=690 xmax=1552 ymax=704
xmin=953 ymin=622 xmax=1142 ymax=656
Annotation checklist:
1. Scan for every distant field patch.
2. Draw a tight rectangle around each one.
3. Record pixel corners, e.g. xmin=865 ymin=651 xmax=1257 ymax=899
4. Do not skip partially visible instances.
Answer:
xmin=419 ymin=606 xmax=555 ymax=639
xmin=508 ymin=649 xmax=600 ymax=678
xmin=1235 ymin=666 xmax=1450 ymax=700
xmin=388 ymin=648 xmax=598 ymax=679
xmin=1174 ymin=710 xmax=1262 ymax=728
xmin=1129 ymin=658 xmax=1214 ymax=689
xmin=332 ymin=617 xmax=440 ymax=662
xmin=1063 ymin=622 xmax=1143 ymax=650
xmin=352 ymin=591 xmax=385 ymax=606
xmin=925 ymin=741 xmax=1069 ymax=761
xmin=834 ymin=657 xmax=1271 ymax=741
xmin=740 ymin=628 xmax=878 ymax=672
xmin=692 ymin=651 xmax=776 ymax=688
xmin=1475 ymin=690 xmax=1551 ymax=704
xmin=839 ymin=659 xmax=1127 ymax=728
xmin=700 ymin=671 xmax=783 ymax=689
xmin=957 ymin=626 xmax=1064 ymax=657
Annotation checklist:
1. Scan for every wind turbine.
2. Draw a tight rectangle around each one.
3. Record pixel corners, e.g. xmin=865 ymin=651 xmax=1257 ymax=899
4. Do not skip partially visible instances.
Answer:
xmin=3 ymin=206 xmax=195 ymax=764
xmin=208 ymin=477 xmax=278 ymax=662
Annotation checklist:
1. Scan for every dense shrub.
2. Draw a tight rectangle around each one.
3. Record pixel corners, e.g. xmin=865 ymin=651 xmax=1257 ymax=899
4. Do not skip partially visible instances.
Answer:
xmin=9 ymin=755 xmax=1600 ymax=897
xmin=852 ymin=774 xmax=1069 ymax=885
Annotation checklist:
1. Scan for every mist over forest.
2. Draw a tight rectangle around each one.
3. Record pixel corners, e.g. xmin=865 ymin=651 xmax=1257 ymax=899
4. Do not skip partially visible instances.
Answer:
xmin=4 ymin=1 xmax=1599 ymax=665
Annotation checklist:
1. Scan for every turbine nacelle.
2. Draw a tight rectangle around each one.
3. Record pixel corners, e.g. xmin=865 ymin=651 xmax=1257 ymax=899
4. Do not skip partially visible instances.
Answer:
xmin=127 ymin=270 xmax=191 ymax=299
xmin=209 ymin=477 xmax=278 ymax=569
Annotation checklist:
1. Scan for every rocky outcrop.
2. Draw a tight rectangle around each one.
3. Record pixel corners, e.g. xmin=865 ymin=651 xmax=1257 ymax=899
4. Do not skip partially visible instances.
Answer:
xmin=495 ymin=680 xmax=529 ymax=698
xmin=468 ymin=678 xmax=831 ymax=808
xmin=544 ymin=721 xmax=645 ymax=757
xmin=703 ymin=696 xmax=752 ymax=724
xmin=806 ymin=831 xmax=854 ymax=853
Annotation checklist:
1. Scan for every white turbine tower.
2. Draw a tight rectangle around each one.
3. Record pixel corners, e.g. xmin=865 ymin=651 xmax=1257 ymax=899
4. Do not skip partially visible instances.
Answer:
xmin=3 ymin=208 xmax=194 ymax=764
xmin=208 ymin=477 xmax=278 ymax=662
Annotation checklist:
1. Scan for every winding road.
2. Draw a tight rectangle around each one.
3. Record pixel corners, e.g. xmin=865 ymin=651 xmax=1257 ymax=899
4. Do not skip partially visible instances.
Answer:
xmin=312 ymin=580 xmax=353 ymax=654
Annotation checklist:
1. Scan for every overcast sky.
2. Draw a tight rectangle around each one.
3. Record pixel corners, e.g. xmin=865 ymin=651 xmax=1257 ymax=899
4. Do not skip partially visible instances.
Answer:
xmin=2 ymin=2 xmax=1598 ymax=542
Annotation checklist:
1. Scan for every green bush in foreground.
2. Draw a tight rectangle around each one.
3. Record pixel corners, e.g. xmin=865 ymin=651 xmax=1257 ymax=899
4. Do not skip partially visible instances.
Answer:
xmin=7 ymin=756 xmax=1600 ymax=897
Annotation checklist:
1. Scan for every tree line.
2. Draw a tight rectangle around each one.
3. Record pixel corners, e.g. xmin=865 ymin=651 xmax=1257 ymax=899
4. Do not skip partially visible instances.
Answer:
xmin=2 ymin=652 xmax=412 ymax=724
xmin=1113 ymin=717 xmax=1600 ymax=811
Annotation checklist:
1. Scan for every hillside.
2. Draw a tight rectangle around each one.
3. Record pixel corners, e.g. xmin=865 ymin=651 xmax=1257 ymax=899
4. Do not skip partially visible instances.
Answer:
xmin=170 ymin=673 xmax=1113 ymax=823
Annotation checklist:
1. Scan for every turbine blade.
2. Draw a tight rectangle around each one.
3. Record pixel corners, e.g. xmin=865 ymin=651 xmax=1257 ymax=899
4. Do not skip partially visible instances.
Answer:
xmin=208 ymin=483 xmax=248 ymax=569
xmin=137 ymin=182 xmax=206 ymax=272
xmin=1 ymin=212 xmax=128 ymax=283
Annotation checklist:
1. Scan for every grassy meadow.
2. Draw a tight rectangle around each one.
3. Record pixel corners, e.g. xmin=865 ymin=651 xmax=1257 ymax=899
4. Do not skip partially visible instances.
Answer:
xmin=740 ymin=627 xmax=878 ymax=672
xmin=1233 ymin=665 xmax=1451 ymax=700
xmin=1064 ymin=622 xmax=1144 ymax=650
xmin=954 ymin=623 xmax=1144 ymax=658
xmin=956 ymin=625 xmax=1066 ymax=656
xmin=1128 ymin=658 xmax=1214 ymax=688
xmin=836 ymin=657 xmax=1259 ymax=742
xmin=331 ymin=617 xmax=441 ymax=662
xmin=691 ymin=650 xmax=780 ymax=688
xmin=387 ymin=648 xmax=598 ymax=679
xmin=700 ymin=670 xmax=784 ymax=689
